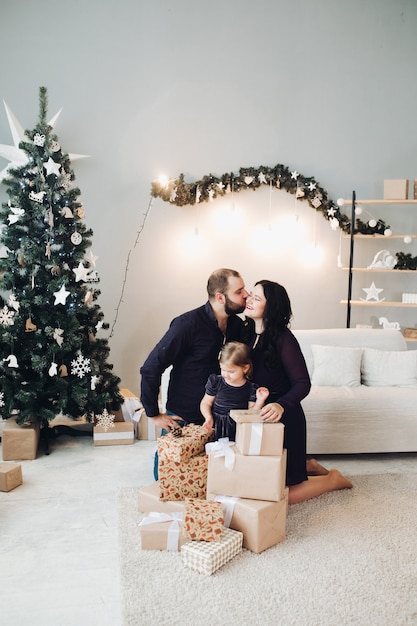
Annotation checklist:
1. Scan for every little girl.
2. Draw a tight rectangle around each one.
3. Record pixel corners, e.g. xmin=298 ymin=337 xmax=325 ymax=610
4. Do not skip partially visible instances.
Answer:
xmin=200 ymin=341 xmax=269 ymax=441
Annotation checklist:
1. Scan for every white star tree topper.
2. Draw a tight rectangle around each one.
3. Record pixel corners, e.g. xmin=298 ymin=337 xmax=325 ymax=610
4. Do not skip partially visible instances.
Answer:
xmin=0 ymin=100 xmax=89 ymax=182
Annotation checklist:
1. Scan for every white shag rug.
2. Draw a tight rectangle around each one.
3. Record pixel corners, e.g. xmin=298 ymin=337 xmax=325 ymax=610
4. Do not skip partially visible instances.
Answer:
xmin=118 ymin=474 xmax=417 ymax=626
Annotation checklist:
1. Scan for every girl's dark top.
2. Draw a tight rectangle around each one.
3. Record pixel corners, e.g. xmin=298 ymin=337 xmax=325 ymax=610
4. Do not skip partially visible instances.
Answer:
xmin=204 ymin=374 xmax=258 ymax=441
xmin=249 ymin=327 xmax=311 ymax=486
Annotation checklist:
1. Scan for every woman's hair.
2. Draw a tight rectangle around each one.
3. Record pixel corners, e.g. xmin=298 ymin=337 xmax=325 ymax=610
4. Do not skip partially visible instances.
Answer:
xmin=255 ymin=280 xmax=293 ymax=368
xmin=219 ymin=341 xmax=253 ymax=379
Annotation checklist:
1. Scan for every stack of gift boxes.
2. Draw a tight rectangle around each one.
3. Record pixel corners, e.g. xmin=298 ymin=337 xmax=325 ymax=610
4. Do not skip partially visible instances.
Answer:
xmin=138 ymin=411 xmax=288 ymax=575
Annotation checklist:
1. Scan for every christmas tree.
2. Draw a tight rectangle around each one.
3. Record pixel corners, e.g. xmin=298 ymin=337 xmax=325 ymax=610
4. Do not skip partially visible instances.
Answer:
xmin=0 ymin=87 xmax=123 ymax=428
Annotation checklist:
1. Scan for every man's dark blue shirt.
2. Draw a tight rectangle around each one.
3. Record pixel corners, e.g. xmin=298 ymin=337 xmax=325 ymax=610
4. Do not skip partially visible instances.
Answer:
xmin=140 ymin=301 xmax=248 ymax=424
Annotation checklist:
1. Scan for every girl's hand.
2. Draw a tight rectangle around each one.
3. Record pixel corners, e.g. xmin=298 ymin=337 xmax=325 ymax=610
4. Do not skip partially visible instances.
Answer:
xmin=260 ymin=402 xmax=284 ymax=423
xmin=256 ymin=386 xmax=269 ymax=402
xmin=203 ymin=418 xmax=214 ymax=432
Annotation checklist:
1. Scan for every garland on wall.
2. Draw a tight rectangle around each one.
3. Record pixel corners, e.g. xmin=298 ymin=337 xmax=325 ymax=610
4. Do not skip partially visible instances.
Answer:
xmin=150 ymin=163 xmax=389 ymax=236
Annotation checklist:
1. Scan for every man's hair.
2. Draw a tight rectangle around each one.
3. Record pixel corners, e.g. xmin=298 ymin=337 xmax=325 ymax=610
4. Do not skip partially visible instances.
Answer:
xmin=207 ymin=268 xmax=241 ymax=299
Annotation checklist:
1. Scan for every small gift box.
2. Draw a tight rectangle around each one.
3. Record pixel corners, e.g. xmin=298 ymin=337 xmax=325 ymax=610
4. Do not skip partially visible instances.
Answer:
xmin=2 ymin=417 xmax=40 ymax=461
xmin=138 ymin=482 xmax=185 ymax=514
xmin=0 ymin=462 xmax=23 ymax=492
xmin=230 ymin=409 xmax=284 ymax=456
xmin=158 ymin=452 xmax=208 ymax=501
xmin=206 ymin=441 xmax=287 ymax=502
xmin=93 ymin=422 xmax=135 ymax=446
xmin=383 ymin=179 xmax=409 ymax=200
xmin=209 ymin=488 xmax=289 ymax=553
xmin=139 ymin=511 xmax=189 ymax=551
xmin=181 ymin=527 xmax=243 ymax=575
xmin=157 ymin=424 xmax=213 ymax=463
xmin=184 ymin=498 xmax=224 ymax=541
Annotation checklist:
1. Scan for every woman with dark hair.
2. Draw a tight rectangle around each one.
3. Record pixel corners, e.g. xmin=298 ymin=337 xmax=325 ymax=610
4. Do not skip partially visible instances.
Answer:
xmin=245 ymin=280 xmax=352 ymax=505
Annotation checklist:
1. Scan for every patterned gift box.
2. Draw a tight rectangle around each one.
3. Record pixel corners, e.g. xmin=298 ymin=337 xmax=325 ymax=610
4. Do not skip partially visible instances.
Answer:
xmin=184 ymin=498 xmax=224 ymax=541
xmin=157 ymin=424 xmax=213 ymax=463
xmin=209 ymin=488 xmax=289 ymax=553
xmin=0 ymin=462 xmax=23 ymax=492
xmin=181 ymin=527 xmax=243 ymax=575
xmin=207 ymin=443 xmax=287 ymax=502
xmin=158 ymin=452 xmax=208 ymax=501
xmin=230 ymin=409 xmax=284 ymax=456
xmin=139 ymin=512 xmax=189 ymax=551
xmin=138 ymin=482 xmax=185 ymax=514
xmin=93 ymin=422 xmax=135 ymax=446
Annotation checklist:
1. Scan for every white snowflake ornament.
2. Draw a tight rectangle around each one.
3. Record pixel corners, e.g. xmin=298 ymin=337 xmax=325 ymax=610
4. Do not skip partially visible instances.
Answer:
xmin=71 ymin=353 xmax=91 ymax=378
xmin=0 ymin=305 xmax=15 ymax=326
xmin=96 ymin=408 xmax=115 ymax=432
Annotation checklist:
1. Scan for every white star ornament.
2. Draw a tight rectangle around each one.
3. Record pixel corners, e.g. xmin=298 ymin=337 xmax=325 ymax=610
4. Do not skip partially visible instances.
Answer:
xmin=44 ymin=157 xmax=61 ymax=176
xmin=361 ymin=282 xmax=385 ymax=302
xmin=53 ymin=284 xmax=70 ymax=305
xmin=73 ymin=262 xmax=90 ymax=282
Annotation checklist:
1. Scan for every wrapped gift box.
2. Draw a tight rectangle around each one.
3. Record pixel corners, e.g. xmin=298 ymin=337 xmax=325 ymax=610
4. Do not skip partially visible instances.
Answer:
xmin=2 ymin=417 xmax=40 ymax=461
xmin=159 ymin=452 xmax=208 ymax=501
xmin=184 ymin=498 xmax=224 ymax=541
xmin=230 ymin=409 xmax=284 ymax=456
xmin=0 ymin=462 xmax=23 ymax=492
xmin=157 ymin=424 xmax=213 ymax=463
xmin=111 ymin=388 xmax=142 ymax=433
xmin=93 ymin=422 xmax=134 ymax=446
xmin=138 ymin=415 xmax=162 ymax=441
xmin=383 ymin=179 xmax=409 ymax=200
xmin=181 ymin=527 xmax=243 ymax=575
xmin=207 ymin=445 xmax=287 ymax=502
xmin=209 ymin=488 xmax=289 ymax=553
xmin=138 ymin=482 xmax=186 ymax=513
xmin=139 ymin=512 xmax=189 ymax=551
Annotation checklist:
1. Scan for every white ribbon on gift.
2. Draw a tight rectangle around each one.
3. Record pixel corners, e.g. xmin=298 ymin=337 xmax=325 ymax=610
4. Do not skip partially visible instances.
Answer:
xmin=248 ymin=422 xmax=264 ymax=455
xmin=214 ymin=495 xmax=239 ymax=527
xmin=205 ymin=437 xmax=236 ymax=471
xmin=138 ymin=511 xmax=183 ymax=551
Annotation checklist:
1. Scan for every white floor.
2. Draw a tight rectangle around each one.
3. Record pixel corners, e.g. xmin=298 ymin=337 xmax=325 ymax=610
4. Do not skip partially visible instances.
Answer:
xmin=1 ymin=426 xmax=416 ymax=626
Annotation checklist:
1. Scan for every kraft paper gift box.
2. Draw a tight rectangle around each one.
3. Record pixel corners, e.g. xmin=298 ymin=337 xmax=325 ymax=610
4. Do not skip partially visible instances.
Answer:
xmin=184 ymin=498 xmax=224 ymax=541
xmin=139 ymin=511 xmax=189 ymax=551
xmin=2 ymin=417 xmax=40 ymax=461
xmin=158 ymin=452 xmax=208 ymax=501
xmin=93 ymin=422 xmax=134 ymax=446
xmin=157 ymin=423 xmax=213 ymax=463
xmin=138 ymin=482 xmax=186 ymax=513
xmin=230 ymin=409 xmax=284 ymax=456
xmin=0 ymin=462 xmax=23 ymax=492
xmin=383 ymin=179 xmax=409 ymax=200
xmin=209 ymin=488 xmax=289 ymax=553
xmin=138 ymin=415 xmax=162 ymax=441
xmin=206 ymin=440 xmax=287 ymax=502
xmin=181 ymin=527 xmax=243 ymax=575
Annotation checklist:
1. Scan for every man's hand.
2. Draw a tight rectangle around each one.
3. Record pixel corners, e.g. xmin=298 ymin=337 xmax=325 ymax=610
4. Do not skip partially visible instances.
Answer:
xmin=151 ymin=413 xmax=184 ymax=430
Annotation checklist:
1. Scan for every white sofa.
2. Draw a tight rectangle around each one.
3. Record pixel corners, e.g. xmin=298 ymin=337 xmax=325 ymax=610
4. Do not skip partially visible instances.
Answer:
xmin=292 ymin=328 xmax=417 ymax=454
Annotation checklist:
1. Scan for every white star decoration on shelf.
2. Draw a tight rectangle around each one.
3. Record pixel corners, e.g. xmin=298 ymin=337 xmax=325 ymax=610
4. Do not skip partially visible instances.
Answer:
xmin=360 ymin=282 xmax=385 ymax=302
xmin=53 ymin=284 xmax=70 ymax=305
xmin=0 ymin=100 xmax=89 ymax=182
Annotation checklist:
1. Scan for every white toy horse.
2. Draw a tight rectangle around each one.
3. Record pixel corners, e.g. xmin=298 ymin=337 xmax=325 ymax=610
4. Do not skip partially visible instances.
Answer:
xmin=379 ymin=316 xmax=400 ymax=330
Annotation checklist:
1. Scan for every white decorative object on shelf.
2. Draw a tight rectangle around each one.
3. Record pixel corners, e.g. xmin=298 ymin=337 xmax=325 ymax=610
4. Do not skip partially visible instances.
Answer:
xmin=402 ymin=293 xmax=417 ymax=304
xmin=360 ymin=282 xmax=385 ymax=302
xmin=367 ymin=249 xmax=396 ymax=269
xmin=378 ymin=316 xmax=400 ymax=330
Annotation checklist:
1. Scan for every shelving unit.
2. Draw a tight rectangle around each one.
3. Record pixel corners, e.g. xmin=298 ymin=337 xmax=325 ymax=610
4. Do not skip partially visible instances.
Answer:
xmin=341 ymin=191 xmax=417 ymax=335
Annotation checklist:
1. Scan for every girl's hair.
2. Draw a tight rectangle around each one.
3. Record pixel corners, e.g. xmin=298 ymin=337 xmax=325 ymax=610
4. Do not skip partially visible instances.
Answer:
xmin=219 ymin=341 xmax=253 ymax=379
xmin=254 ymin=280 xmax=293 ymax=369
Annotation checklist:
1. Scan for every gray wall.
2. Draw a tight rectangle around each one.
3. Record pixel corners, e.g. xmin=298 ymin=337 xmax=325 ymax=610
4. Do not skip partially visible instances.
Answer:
xmin=1 ymin=0 xmax=417 ymax=394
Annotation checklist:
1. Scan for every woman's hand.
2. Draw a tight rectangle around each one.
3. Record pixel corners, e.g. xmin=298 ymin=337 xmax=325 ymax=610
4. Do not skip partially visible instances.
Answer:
xmin=260 ymin=402 xmax=284 ymax=423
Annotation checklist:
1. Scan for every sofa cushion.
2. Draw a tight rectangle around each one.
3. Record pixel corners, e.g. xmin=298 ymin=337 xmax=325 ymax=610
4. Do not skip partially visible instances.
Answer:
xmin=361 ymin=349 xmax=417 ymax=388
xmin=311 ymin=344 xmax=362 ymax=387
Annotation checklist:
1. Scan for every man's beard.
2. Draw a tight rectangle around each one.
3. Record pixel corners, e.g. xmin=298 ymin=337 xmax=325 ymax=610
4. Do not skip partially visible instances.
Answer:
xmin=224 ymin=295 xmax=246 ymax=315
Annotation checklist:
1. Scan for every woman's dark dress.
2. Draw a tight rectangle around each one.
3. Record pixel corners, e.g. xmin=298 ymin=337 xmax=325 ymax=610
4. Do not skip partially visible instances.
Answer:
xmin=250 ymin=328 xmax=311 ymax=486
